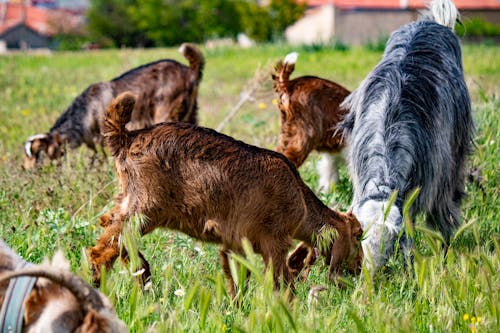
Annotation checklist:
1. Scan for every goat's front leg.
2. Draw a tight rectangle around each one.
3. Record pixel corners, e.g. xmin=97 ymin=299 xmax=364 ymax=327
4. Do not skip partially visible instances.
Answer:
xmin=219 ymin=248 xmax=237 ymax=299
xmin=89 ymin=212 xmax=127 ymax=287
xmin=261 ymin=240 xmax=295 ymax=294
xmin=287 ymin=242 xmax=318 ymax=282
xmin=119 ymin=247 xmax=152 ymax=287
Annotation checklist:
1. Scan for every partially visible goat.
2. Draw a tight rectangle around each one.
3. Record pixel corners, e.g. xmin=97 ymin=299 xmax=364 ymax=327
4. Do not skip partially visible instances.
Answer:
xmin=24 ymin=43 xmax=204 ymax=169
xmin=89 ymin=92 xmax=363 ymax=298
xmin=0 ymin=239 xmax=127 ymax=333
xmin=272 ymin=52 xmax=351 ymax=192
xmin=340 ymin=0 xmax=473 ymax=271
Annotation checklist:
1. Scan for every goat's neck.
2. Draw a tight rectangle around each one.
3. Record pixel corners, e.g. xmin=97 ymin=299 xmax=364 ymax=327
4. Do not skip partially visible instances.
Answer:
xmin=295 ymin=186 xmax=341 ymax=244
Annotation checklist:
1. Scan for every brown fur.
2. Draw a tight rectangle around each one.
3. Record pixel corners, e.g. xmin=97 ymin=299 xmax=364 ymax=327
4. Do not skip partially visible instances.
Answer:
xmin=89 ymin=92 xmax=363 ymax=298
xmin=24 ymin=43 xmax=204 ymax=169
xmin=0 ymin=240 xmax=127 ymax=333
xmin=272 ymin=54 xmax=351 ymax=188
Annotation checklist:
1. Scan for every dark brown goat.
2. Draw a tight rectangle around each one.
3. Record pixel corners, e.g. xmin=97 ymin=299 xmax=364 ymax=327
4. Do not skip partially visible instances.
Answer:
xmin=272 ymin=52 xmax=351 ymax=192
xmin=88 ymin=92 xmax=363 ymax=298
xmin=24 ymin=43 xmax=204 ymax=169
xmin=0 ymin=239 xmax=127 ymax=333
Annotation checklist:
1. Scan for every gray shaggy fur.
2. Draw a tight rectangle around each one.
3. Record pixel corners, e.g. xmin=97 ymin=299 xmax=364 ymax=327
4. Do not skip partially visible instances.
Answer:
xmin=341 ymin=0 xmax=473 ymax=270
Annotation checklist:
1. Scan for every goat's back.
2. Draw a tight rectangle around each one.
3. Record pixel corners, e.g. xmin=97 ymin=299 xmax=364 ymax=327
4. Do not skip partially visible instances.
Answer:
xmin=111 ymin=60 xmax=198 ymax=126
xmin=116 ymin=122 xmax=309 ymax=248
xmin=342 ymin=20 xmax=472 ymax=230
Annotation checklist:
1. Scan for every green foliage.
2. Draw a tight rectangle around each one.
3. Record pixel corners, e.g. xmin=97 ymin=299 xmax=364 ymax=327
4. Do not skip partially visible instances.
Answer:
xmin=0 ymin=44 xmax=499 ymax=332
xmin=87 ymin=0 xmax=151 ymax=47
xmin=87 ymin=0 xmax=305 ymax=46
xmin=456 ymin=17 xmax=500 ymax=37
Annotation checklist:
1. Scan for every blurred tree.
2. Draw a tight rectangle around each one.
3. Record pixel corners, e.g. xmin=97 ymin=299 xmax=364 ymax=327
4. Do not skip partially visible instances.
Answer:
xmin=87 ymin=0 xmax=305 ymax=47
xmin=268 ymin=0 xmax=306 ymax=40
xmin=87 ymin=0 xmax=151 ymax=47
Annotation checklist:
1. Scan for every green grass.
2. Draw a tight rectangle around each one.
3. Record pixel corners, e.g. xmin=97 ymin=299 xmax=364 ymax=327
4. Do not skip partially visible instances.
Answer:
xmin=0 ymin=43 xmax=499 ymax=332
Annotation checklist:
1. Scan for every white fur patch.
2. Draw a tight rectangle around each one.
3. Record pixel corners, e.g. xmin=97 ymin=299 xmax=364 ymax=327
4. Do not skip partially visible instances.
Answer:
xmin=284 ymin=52 xmax=298 ymax=65
xmin=430 ymin=0 xmax=459 ymax=30
xmin=178 ymin=43 xmax=187 ymax=56
xmin=317 ymin=152 xmax=341 ymax=193
xmin=120 ymin=195 xmax=130 ymax=215
xmin=26 ymin=297 xmax=79 ymax=333
xmin=353 ymin=199 xmax=402 ymax=272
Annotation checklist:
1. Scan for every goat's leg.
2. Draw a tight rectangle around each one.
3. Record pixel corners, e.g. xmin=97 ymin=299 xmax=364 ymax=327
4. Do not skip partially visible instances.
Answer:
xmin=261 ymin=240 xmax=295 ymax=293
xmin=89 ymin=219 xmax=125 ymax=286
xmin=118 ymin=247 xmax=152 ymax=287
xmin=219 ymin=248 xmax=237 ymax=299
xmin=287 ymin=242 xmax=318 ymax=282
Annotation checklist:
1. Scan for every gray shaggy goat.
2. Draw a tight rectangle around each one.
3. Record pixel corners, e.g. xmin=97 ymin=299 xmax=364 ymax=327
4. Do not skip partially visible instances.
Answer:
xmin=24 ymin=43 xmax=204 ymax=169
xmin=340 ymin=0 xmax=473 ymax=271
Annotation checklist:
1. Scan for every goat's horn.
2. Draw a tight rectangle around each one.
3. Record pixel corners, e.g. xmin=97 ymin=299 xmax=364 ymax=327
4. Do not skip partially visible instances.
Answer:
xmin=0 ymin=268 xmax=104 ymax=312
xmin=24 ymin=133 xmax=49 ymax=157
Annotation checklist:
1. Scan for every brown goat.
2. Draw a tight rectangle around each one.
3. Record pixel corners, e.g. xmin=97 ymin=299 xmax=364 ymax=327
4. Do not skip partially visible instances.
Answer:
xmin=24 ymin=43 xmax=204 ymax=169
xmin=0 ymin=239 xmax=128 ymax=333
xmin=272 ymin=52 xmax=351 ymax=192
xmin=89 ymin=92 xmax=363 ymax=298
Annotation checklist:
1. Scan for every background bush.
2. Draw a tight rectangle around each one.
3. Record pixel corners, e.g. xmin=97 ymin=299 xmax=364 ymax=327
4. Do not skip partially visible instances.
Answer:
xmin=85 ymin=0 xmax=305 ymax=47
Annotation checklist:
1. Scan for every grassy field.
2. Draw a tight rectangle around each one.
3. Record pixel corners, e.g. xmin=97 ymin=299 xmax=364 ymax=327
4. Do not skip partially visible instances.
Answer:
xmin=0 ymin=43 xmax=499 ymax=332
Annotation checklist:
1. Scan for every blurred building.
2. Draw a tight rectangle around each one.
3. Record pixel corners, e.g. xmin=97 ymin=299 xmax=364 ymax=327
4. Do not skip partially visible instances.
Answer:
xmin=0 ymin=0 xmax=86 ymax=49
xmin=287 ymin=0 xmax=500 ymax=45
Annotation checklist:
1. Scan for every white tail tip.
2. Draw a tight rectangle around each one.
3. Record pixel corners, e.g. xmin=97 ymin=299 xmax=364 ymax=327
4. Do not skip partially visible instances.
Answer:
xmin=430 ymin=0 xmax=459 ymax=30
xmin=178 ymin=43 xmax=186 ymax=55
xmin=284 ymin=52 xmax=298 ymax=65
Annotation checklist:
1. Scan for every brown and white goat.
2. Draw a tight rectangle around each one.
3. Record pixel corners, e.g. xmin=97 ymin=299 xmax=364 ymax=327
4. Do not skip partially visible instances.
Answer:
xmin=272 ymin=52 xmax=351 ymax=192
xmin=24 ymin=43 xmax=204 ymax=169
xmin=88 ymin=92 xmax=363 ymax=298
xmin=0 ymin=239 xmax=128 ymax=333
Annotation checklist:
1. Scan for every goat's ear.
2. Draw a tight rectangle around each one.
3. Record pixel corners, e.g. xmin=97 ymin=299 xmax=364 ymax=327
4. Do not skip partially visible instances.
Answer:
xmin=51 ymin=132 xmax=62 ymax=146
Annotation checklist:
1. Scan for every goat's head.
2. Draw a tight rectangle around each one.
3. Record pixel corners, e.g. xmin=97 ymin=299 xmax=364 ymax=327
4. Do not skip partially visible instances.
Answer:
xmin=323 ymin=211 xmax=363 ymax=280
xmin=23 ymin=132 xmax=64 ymax=169
xmin=352 ymin=199 xmax=403 ymax=272
xmin=0 ymin=253 xmax=127 ymax=333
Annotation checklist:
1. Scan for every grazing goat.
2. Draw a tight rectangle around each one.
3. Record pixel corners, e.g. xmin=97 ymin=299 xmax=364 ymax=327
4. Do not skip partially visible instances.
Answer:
xmin=0 ymin=239 xmax=128 ymax=333
xmin=340 ymin=0 xmax=473 ymax=271
xmin=272 ymin=52 xmax=351 ymax=192
xmin=24 ymin=43 xmax=204 ymax=169
xmin=89 ymin=92 xmax=363 ymax=298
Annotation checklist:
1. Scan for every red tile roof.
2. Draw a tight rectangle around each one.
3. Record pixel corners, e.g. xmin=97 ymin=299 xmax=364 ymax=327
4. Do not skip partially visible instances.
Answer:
xmin=0 ymin=3 xmax=55 ymax=36
xmin=301 ymin=0 xmax=500 ymax=9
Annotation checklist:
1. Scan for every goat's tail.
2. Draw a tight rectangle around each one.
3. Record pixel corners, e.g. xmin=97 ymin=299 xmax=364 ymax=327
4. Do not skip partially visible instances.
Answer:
xmin=102 ymin=92 xmax=136 ymax=156
xmin=272 ymin=52 xmax=298 ymax=92
xmin=179 ymin=43 xmax=205 ymax=81
xmin=427 ymin=0 xmax=460 ymax=31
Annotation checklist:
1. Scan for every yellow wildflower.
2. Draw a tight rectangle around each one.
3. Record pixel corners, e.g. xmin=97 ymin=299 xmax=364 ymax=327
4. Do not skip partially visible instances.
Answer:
xmin=272 ymin=98 xmax=278 ymax=105
xmin=471 ymin=317 xmax=476 ymax=323
xmin=258 ymin=102 xmax=267 ymax=109
xmin=463 ymin=313 xmax=470 ymax=321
